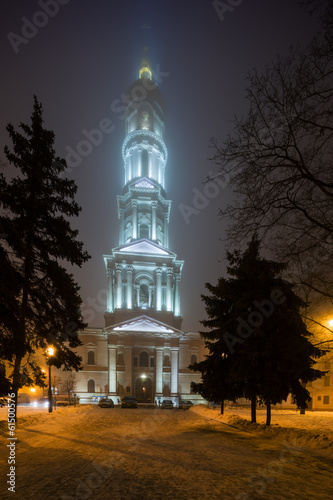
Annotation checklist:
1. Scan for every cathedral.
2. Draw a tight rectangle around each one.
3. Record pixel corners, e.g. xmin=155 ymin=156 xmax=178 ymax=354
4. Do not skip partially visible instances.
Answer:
xmin=74 ymin=51 xmax=205 ymax=405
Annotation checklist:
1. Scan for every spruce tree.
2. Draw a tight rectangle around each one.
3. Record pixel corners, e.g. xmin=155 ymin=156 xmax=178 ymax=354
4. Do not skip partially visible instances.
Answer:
xmin=0 ymin=96 xmax=90 ymax=416
xmin=192 ymin=236 xmax=325 ymax=424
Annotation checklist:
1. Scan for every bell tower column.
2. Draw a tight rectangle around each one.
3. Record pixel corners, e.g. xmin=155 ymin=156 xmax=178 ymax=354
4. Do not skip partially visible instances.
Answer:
xmin=126 ymin=265 xmax=133 ymax=309
xmin=132 ymin=200 xmax=138 ymax=239
xmin=156 ymin=267 xmax=162 ymax=311
xmin=163 ymin=212 xmax=169 ymax=248
xmin=151 ymin=201 xmax=157 ymax=240
xmin=119 ymin=208 xmax=125 ymax=245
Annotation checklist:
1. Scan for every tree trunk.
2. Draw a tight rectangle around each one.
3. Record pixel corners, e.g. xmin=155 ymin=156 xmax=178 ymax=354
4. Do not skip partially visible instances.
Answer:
xmin=220 ymin=400 xmax=224 ymax=414
xmin=266 ymin=399 xmax=271 ymax=426
xmin=251 ymin=397 xmax=256 ymax=423
xmin=12 ymin=354 xmax=22 ymax=423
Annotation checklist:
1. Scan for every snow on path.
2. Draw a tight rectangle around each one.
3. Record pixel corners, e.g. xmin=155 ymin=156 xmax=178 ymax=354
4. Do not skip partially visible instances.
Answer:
xmin=0 ymin=405 xmax=332 ymax=500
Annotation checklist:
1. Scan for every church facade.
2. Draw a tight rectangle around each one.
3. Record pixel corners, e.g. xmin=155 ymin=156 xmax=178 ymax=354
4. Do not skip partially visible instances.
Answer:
xmin=74 ymin=53 xmax=205 ymax=405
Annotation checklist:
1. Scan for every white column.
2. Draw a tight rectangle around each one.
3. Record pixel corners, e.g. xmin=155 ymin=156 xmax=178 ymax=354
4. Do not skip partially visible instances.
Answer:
xmin=108 ymin=346 xmax=117 ymax=394
xmin=148 ymin=286 xmax=152 ymax=308
xmin=156 ymin=267 xmax=162 ymax=311
xmin=155 ymin=348 xmax=163 ymax=395
xmin=138 ymin=149 xmax=142 ymax=177
xmin=151 ymin=201 xmax=157 ymax=240
xmin=116 ymin=264 xmax=122 ymax=308
xmin=119 ymin=209 xmax=124 ymax=245
xmin=174 ymin=274 xmax=181 ymax=316
xmin=163 ymin=212 xmax=169 ymax=248
xmin=132 ymin=200 xmax=138 ymax=239
xmin=170 ymin=348 xmax=179 ymax=396
xmin=126 ymin=265 xmax=133 ymax=309
xmin=124 ymin=347 xmax=132 ymax=394
xmin=148 ymin=149 xmax=153 ymax=178
xmin=166 ymin=268 xmax=173 ymax=311
xmin=129 ymin=153 xmax=133 ymax=181
xmin=107 ymin=270 xmax=113 ymax=312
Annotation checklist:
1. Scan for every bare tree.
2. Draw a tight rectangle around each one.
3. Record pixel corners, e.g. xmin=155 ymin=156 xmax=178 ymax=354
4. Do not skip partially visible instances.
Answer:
xmin=210 ymin=2 xmax=333 ymax=316
xmin=61 ymin=372 xmax=77 ymax=403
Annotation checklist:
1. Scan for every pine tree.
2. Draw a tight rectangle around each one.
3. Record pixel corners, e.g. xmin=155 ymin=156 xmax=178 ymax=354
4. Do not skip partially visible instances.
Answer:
xmin=0 ymin=96 xmax=90 ymax=417
xmin=192 ymin=236 xmax=326 ymax=425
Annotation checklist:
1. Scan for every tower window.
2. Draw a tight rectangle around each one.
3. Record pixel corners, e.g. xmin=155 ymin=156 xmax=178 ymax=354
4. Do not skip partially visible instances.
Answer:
xmin=139 ymin=283 xmax=149 ymax=307
xmin=140 ymin=224 xmax=149 ymax=239
xmin=141 ymin=150 xmax=149 ymax=177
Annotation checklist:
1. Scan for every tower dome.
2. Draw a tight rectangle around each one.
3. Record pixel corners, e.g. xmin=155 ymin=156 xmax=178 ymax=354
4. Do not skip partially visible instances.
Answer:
xmin=122 ymin=47 xmax=167 ymax=190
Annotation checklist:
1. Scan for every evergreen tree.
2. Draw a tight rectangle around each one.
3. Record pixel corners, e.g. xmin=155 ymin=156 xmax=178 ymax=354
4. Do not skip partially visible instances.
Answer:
xmin=0 ymin=96 xmax=90 ymax=415
xmin=192 ymin=236 xmax=325 ymax=425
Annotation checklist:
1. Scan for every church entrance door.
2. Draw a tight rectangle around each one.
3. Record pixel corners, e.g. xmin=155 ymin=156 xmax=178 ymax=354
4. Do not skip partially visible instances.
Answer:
xmin=135 ymin=376 xmax=153 ymax=403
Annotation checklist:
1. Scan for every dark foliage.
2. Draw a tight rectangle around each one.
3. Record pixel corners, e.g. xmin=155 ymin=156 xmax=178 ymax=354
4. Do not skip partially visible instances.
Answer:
xmin=0 ymin=97 xmax=90 ymax=401
xmin=191 ymin=236 xmax=326 ymax=424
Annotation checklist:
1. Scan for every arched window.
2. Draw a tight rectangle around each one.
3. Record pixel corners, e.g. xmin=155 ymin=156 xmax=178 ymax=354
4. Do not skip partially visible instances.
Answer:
xmin=141 ymin=149 xmax=148 ymax=176
xmin=139 ymin=351 xmax=149 ymax=367
xmin=88 ymin=379 xmax=95 ymax=392
xmin=87 ymin=351 xmax=95 ymax=365
xmin=124 ymin=222 xmax=132 ymax=243
xmin=140 ymin=224 xmax=149 ymax=239
xmin=191 ymin=354 xmax=197 ymax=365
xmin=117 ymin=353 xmax=125 ymax=365
xmin=139 ymin=284 xmax=149 ymax=307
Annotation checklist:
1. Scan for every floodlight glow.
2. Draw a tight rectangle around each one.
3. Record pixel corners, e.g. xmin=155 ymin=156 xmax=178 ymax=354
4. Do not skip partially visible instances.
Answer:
xmin=329 ymin=319 xmax=333 ymax=327
xmin=47 ymin=347 xmax=55 ymax=356
xmin=141 ymin=374 xmax=147 ymax=379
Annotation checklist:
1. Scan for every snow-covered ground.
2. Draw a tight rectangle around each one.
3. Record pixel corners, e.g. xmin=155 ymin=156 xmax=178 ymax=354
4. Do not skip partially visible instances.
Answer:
xmin=191 ymin=405 xmax=333 ymax=459
xmin=0 ymin=404 xmax=332 ymax=500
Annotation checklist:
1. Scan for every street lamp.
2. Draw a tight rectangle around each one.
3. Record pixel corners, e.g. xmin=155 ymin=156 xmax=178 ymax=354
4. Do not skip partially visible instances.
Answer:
xmin=46 ymin=347 xmax=55 ymax=413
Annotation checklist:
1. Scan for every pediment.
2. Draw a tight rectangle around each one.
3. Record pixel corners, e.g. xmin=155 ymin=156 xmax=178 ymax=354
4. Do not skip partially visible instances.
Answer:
xmin=105 ymin=315 xmax=183 ymax=336
xmin=118 ymin=239 xmax=172 ymax=256
xmin=134 ymin=178 xmax=155 ymax=189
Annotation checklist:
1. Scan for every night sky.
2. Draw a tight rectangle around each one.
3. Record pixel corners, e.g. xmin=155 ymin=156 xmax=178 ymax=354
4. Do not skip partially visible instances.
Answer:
xmin=1 ymin=1 xmax=322 ymax=332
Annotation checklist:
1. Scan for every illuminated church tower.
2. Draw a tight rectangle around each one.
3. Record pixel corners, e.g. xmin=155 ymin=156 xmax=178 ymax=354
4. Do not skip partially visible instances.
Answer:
xmin=104 ymin=49 xmax=184 ymax=330
xmin=76 ymin=51 xmax=204 ymax=405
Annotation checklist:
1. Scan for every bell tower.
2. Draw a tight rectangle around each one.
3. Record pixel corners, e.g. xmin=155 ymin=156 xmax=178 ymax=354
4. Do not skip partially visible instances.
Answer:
xmin=104 ymin=49 xmax=184 ymax=329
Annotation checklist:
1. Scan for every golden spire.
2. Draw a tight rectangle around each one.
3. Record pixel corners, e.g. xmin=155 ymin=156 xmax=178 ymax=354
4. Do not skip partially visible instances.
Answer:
xmin=139 ymin=45 xmax=152 ymax=80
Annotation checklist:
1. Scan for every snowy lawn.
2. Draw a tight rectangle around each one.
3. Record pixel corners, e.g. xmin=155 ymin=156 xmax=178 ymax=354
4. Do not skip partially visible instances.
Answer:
xmin=0 ymin=405 xmax=332 ymax=500
xmin=191 ymin=405 xmax=333 ymax=459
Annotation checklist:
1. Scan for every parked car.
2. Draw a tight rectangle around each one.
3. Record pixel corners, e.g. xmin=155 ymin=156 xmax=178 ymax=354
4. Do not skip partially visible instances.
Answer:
xmin=98 ymin=398 xmax=114 ymax=408
xmin=121 ymin=396 xmax=138 ymax=408
xmin=179 ymin=400 xmax=193 ymax=410
xmin=56 ymin=400 xmax=69 ymax=407
xmin=161 ymin=400 xmax=174 ymax=409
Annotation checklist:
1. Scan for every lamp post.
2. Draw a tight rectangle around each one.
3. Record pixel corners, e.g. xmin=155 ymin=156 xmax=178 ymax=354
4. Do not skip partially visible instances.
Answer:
xmin=46 ymin=347 xmax=54 ymax=413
